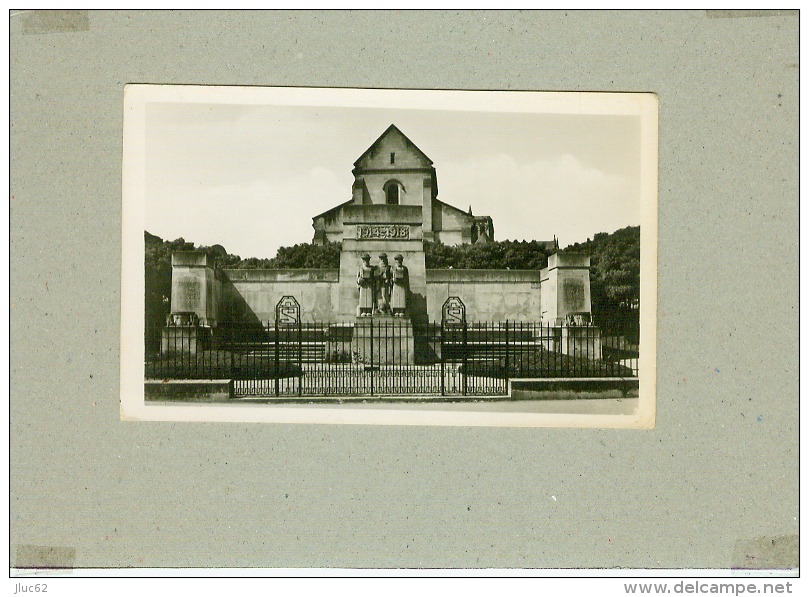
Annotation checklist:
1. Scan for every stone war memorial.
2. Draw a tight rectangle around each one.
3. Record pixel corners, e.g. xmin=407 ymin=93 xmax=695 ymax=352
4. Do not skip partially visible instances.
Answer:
xmin=149 ymin=124 xmax=636 ymax=402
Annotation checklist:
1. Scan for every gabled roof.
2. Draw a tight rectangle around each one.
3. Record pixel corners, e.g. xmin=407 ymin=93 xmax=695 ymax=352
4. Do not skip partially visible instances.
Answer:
xmin=353 ymin=124 xmax=433 ymax=168
xmin=435 ymin=198 xmax=473 ymax=218
xmin=311 ymin=199 xmax=354 ymax=221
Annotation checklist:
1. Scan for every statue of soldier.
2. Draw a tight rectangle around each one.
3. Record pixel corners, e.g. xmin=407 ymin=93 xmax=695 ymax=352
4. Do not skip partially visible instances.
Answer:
xmin=356 ymin=253 xmax=375 ymax=317
xmin=376 ymin=253 xmax=393 ymax=315
xmin=391 ymin=254 xmax=409 ymax=317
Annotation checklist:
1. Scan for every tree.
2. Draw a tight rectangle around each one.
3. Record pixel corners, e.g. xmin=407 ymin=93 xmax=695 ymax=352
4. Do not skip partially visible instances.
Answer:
xmin=424 ymin=240 xmax=552 ymax=270
xmin=264 ymin=242 xmax=340 ymax=269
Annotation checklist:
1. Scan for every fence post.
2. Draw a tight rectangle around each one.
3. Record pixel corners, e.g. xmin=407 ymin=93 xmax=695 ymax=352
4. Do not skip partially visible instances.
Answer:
xmin=369 ymin=317 xmax=374 ymax=395
xmin=462 ymin=319 xmax=467 ymax=397
xmin=504 ymin=320 xmax=510 ymax=390
xmin=440 ymin=321 xmax=445 ymax=396
xmin=274 ymin=319 xmax=280 ymax=397
xmin=298 ymin=320 xmax=303 ymax=397
xmin=230 ymin=330 xmax=234 ymax=380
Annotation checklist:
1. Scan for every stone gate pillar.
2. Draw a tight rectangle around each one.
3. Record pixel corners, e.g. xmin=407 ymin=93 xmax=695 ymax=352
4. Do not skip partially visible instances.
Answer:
xmin=540 ymin=253 xmax=593 ymax=324
xmin=540 ymin=253 xmax=601 ymax=359
xmin=161 ymin=251 xmax=222 ymax=354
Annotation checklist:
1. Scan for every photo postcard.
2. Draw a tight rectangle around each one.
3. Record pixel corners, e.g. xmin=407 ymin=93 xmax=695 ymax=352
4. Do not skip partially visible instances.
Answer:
xmin=120 ymin=85 xmax=657 ymax=428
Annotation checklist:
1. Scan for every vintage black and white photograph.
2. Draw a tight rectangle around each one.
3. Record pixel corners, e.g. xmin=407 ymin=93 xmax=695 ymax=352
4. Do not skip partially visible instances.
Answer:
xmin=121 ymin=85 xmax=657 ymax=427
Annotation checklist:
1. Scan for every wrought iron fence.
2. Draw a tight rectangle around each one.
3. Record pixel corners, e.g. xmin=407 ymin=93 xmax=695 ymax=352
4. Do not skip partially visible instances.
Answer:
xmin=146 ymin=318 xmax=638 ymax=398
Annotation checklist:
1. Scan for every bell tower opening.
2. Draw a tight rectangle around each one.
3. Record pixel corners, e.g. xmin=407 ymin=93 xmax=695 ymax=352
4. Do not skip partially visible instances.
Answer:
xmin=386 ymin=182 xmax=400 ymax=205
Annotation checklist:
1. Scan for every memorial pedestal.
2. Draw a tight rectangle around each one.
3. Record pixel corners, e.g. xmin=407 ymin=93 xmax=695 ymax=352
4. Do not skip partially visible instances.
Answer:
xmin=161 ymin=325 xmax=211 ymax=355
xmin=560 ymin=325 xmax=602 ymax=361
xmin=351 ymin=316 xmax=415 ymax=366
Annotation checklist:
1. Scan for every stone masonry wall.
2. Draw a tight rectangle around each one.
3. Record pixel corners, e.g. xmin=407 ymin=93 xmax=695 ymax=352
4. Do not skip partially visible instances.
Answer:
xmin=217 ymin=268 xmax=543 ymax=323
xmin=426 ymin=270 xmax=542 ymax=322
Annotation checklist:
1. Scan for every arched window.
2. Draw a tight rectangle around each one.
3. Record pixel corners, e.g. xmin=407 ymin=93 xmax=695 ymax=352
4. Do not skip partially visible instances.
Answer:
xmin=386 ymin=182 xmax=399 ymax=205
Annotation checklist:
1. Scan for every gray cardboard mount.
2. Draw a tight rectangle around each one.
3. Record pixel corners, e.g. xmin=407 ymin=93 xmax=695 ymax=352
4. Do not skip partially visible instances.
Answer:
xmin=10 ymin=11 xmax=798 ymax=570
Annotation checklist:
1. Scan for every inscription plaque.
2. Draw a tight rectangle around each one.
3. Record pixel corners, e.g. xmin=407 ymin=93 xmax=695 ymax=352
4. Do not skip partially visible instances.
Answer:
xmin=177 ymin=276 xmax=201 ymax=311
xmin=356 ymin=224 xmax=410 ymax=240
xmin=562 ymin=278 xmax=586 ymax=311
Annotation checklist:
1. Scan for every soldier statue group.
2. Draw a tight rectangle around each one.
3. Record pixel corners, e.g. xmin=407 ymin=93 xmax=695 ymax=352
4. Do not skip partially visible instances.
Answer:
xmin=357 ymin=252 xmax=409 ymax=317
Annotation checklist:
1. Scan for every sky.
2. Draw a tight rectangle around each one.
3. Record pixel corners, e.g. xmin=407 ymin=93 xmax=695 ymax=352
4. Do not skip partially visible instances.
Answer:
xmin=145 ymin=102 xmax=641 ymax=259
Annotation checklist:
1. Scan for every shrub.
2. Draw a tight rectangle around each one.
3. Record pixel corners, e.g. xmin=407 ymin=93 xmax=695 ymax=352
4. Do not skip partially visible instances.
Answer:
xmin=458 ymin=348 xmax=634 ymax=378
xmin=145 ymin=350 xmax=302 ymax=380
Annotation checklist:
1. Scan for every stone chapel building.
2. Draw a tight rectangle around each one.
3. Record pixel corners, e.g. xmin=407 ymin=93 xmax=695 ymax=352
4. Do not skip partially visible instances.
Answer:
xmin=312 ymin=124 xmax=495 ymax=246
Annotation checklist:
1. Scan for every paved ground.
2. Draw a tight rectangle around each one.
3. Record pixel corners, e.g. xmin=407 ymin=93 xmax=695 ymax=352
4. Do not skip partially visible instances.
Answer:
xmin=233 ymin=395 xmax=639 ymax=416
xmin=229 ymin=362 xmax=638 ymax=415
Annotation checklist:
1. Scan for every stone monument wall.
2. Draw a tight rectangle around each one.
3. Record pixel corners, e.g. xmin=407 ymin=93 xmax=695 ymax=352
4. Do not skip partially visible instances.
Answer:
xmin=169 ymin=252 xmax=596 ymax=325
xmin=221 ymin=269 xmax=340 ymax=323
xmin=215 ymin=270 xmax=541 ymax=322
xmin=211 ymin=268 xmax=544 ymax=324
xmin=426 ymin=269 xmax=542 ymax=322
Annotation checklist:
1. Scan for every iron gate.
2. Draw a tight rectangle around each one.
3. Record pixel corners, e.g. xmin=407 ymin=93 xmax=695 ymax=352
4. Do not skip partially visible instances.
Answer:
xmin=226 ymin=318 xmax=509 ymax=398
